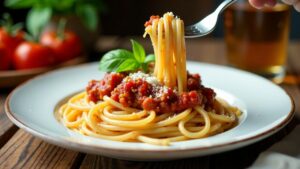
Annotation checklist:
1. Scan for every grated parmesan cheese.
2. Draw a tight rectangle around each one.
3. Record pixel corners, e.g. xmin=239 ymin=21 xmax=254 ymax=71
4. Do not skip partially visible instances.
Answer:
xmin=124 ymin=71 xmax=174 ymax=98
xmin=126 ymin=71 xmax=160 ymax=85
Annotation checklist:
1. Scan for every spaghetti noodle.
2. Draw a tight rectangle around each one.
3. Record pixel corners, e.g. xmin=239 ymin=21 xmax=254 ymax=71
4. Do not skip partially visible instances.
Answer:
xmin=57 ymin=12 xmax=241 ymax=146
xmin=144 ymin=12 xmax=187 ymax=93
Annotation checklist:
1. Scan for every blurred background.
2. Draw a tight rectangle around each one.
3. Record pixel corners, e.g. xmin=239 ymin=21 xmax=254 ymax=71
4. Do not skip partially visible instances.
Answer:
xmin=1 ymin=0 xmax=299 ymax=40
xmin=101 ymin=0 xmax=299 ymax=40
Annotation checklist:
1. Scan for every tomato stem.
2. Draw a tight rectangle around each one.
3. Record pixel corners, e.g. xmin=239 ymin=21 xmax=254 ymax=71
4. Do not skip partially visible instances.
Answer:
xmin=57 ymin=18 xmax=67 ymax=41
xmin=0 ymin=13 xmax=23 ymax=37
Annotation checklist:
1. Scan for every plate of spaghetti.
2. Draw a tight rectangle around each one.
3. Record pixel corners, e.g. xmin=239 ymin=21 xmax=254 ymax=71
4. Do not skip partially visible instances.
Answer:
xmin=5 ymin=13 xmax=294 ymax=160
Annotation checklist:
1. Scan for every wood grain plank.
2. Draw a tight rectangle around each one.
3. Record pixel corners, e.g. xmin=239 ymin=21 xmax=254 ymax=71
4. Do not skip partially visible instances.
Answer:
xmin=0 ymin=130 xmax=83 ymax=169
xmin=80 ymin=155 xmax=210 ymax=169
xmin=0 ymin=92 xmax=18 ymax=148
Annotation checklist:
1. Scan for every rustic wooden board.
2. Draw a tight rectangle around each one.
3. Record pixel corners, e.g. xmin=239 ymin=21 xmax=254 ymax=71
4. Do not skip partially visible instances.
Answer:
xmin=0 ymin=130 xmax=83 ymax=169
xmin=0 ymin=91 xmax=18 ymax=148
xmin=80 ymin=155 xmax=210 ymax=169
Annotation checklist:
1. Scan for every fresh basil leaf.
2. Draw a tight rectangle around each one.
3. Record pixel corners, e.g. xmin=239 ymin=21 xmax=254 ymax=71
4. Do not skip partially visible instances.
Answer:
xmin=26 ymin=7 xmax=52 ymax=40
xmin=144 ymin=54 xmax=155 ymax=63
xmin=76 ymin=4 xmax=98 ymax=31
xmin=99 ymin=40 xmax=154 ymax=73
xmin=53 ymin=0 xmax=75 ymax=11
xmin=5 ymin=0 xmax=37 ymax=9
xmin=131 ymin=39 xmax=145 ymax=63
xmin=116 ymin=59 xmax=140 ymax=73
xmin=99 ymin=49 xmax=134 ymax=72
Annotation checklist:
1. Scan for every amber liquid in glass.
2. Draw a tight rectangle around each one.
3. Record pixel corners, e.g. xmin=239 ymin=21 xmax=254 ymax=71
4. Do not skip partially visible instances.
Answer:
xmin=224 ymin=3 xmax=290 ymax=82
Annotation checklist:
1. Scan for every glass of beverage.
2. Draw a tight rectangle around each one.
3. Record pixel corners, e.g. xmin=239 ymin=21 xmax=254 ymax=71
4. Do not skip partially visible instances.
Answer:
xmin=224 ymin=0 xmax=290 ymax=83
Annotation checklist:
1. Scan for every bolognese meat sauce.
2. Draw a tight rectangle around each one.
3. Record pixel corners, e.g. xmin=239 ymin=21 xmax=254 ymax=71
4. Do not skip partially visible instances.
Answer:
xmin=86 ymin=72 xmax=216 ymax=113
xmin=144 ymin=15 xmax=160 ymax=27
xmin=86 ymin=73 xmax=125 ymax=103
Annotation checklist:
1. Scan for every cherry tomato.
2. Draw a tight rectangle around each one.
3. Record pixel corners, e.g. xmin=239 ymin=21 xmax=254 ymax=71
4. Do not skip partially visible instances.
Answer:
xmin=0 ymin=28 xmax=24 ymax=60
xmin=0 ymin=43 xmax=9 ymax=70
xmin=40 ymin=30 xmax=82 ymax=63
xmin=13 ymin=42 xmax=56 ymax=70
xmin=0 ymin=28 xmax=24 ymax=69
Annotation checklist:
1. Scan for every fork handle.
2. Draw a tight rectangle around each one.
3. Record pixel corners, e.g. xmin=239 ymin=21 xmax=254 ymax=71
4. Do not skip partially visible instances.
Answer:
xmin=215 ymin=0 xmax=237 ymax=14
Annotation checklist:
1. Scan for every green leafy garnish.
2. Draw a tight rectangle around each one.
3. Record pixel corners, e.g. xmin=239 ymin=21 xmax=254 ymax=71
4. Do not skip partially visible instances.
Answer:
xmin=99 ymin=39 xmax=155 ymax=73
xmin=131 ymin=39 xmax=145 ymax=63
xmin=5 ymin=0 xmax=104 ymax=32
xmin=0 ymin=13 xmax=23 ymax=37
xmin=144 ymin=54 xmax=155 ymax=63
xmin=26 ymin=6 xmax=52 ymax=40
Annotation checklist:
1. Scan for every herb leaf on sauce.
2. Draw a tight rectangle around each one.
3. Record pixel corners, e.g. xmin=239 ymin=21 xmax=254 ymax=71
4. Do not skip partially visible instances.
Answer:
xmin=144 ymin=54 xmax=155 ymax=63
xmin=99 ymin=39 xmax=155 ymax=73
xmin=131 ymin=39 xmax=146 ymax=63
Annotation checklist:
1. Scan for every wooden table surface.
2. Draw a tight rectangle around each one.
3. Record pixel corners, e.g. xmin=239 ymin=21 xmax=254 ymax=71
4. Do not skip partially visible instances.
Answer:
xmin=0 ymin=38 xmax=299 ymax=169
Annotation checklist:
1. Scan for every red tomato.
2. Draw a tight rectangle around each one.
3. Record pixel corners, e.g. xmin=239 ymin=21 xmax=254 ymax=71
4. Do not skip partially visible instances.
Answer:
xmin=40 ymin=30 xmax=82 ymax=63
xmin=0 ymin=28 xmax=24 ymax=61
xmin=0 ymin=28 xmax=24 ymax=69
xmin=13 ymin=42 xmax=56 ymax=70
xmin=0 ymin=43 xmax=10 ymax=70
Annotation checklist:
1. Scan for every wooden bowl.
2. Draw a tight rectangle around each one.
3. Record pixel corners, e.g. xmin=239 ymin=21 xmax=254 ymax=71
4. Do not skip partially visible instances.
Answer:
xmin=0 ymin=57 xmax=86 ymax=88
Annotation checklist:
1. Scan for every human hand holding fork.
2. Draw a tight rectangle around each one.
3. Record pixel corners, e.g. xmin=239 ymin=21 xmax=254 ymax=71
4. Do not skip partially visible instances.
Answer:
xmin=249 ymin=0 xmax=300 ymax=12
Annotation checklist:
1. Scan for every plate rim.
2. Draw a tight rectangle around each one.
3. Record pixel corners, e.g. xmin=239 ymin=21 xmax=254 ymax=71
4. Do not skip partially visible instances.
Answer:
xmin=4 ymin=62 xmax=295 ymax=153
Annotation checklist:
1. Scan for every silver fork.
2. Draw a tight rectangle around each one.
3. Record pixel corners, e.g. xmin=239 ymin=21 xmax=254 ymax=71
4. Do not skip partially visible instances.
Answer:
xmin=185 ymin=0 xmax=237 ymax=38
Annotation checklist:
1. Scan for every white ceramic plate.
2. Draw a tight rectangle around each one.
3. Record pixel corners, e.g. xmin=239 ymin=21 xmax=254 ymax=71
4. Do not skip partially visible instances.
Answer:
xmin=5 ymin=62 xmax=294 ymax=161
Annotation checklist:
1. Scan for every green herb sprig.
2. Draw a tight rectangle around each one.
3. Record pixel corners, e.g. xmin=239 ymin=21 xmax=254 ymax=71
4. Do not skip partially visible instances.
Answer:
xmin=0 ymin=13 xmax=23 ymax=37
xmin=99 ymin=39 xmax=155 ymax=73
xmin=5 ymin=0 xmax=104 ymax=40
